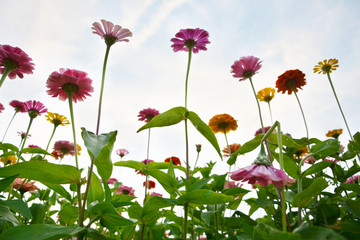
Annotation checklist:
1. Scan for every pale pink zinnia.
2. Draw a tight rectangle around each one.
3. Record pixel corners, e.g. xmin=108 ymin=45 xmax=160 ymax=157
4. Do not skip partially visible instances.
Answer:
xmin=115 ymin=185 xmax=135 ymax=196
xmin=24 ymin=100 xmax=47 ymax=118
xmin=92 ymin=19 xmax=132 ymax=46
xmin=171 ymin=28 xmax=210 ymax=53
xmin=230 ymin=164 xmax=295 ymax=188
xmin=10 ymin=100 xmax=26 ymax=113
xmin=46 ymin=68 xmax=94 ymax=103
xmin=18 ymin=131 xmax=31 ymax=139
xmin=116 ymin=149 xmax=129 ymax=158
xmin=13 ymin=178 xmax=38 ymax=192
xmin=53 ymin=140 xmax=79 ymax=157
xmin=0 ymin=103 xmax=4 ymax=113
xmin=0 ymin=44 xmax=34 ymax=79
xmin=346 ymin=175 xmax=359 ymax=184
xmin=138 ymin=108 xmax=160 ymax=122
xmin=150 ymin=192 xmax=163 ymax=197
xmin=231 ymin=56 xmax=262 ymax=81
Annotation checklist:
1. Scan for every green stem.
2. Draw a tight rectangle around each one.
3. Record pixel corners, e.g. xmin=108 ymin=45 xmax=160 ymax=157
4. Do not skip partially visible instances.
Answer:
xmin=2 ymin=111 xmax=17 ymax=142
xmin=0 ymin=68 xmax=12 ymax=88
xmin=193 ymin=151 xmax=200 ymax=171
xmin=44 ymin=125 xmax=57 ymax=156
xmin=276 ymin=123 xmax=286 ymax=232
xmin=183 ymin=202 xmax=189 ymax=240
xmin=185 ymin=119 xmax=190 ymax=181
xmin=292 ymin=88 xmax=309 ymax=141
xmin=267 ymin=102 xmax=273 ymax=125
xmin=214 ymin=204 xmax=219 ymax=240
xmin=224 ymin=131 xmax=232 ymax=187
xmin=17 ymin=117 xmax=34 ymax=162
xmin=185 ymin=49 xmax=193 ymax=109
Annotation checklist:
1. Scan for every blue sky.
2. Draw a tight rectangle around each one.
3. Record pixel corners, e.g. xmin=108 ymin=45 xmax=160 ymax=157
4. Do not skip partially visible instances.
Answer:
xmin=1 ymin=0 xmax=360 ymax=198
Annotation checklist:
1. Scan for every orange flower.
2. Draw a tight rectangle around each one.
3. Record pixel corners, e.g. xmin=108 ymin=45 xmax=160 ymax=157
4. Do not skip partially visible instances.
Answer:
xmin=0 ymin=155 xmax=17 ymax=165
xmin=276 ymin=69 xmax=306 ymax=94
xmin=326 ymin=129 xmax=343 ymax=139
xmin=293 ymin=147 xmax=309 ymax=159
xmin=143 ymin=180 xmax=156 ymax=189
xmin=164 ymin=156 xmax=181 ymax=166
xmin=12 ymin=178 xmax=38 ymax=192
xmin=208 ymin=114 xmax=238 ymax=134
xmin=223 ymin=143 xmax=242 ymax=157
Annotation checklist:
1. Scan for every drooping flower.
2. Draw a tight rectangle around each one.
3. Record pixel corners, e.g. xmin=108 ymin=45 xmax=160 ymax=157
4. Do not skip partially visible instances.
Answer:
xmin=143 ymin=180 xmax=156 ymax=189
xmin=0 ymin=103 xmax=4 ymax=113
xmin=222 ymin=143 xmax=242 ymax=157
xmin=18 ymin=131 xmax=31 ymax=139
xmin=231 ymin=56 xmax=262 ymax=81
xmin=53 ymin=140 xmax=80 ymax=157
xmin=208 ymin=114 xmax=238 ymax=134
xmin=0 ymin=45 xmax=34 ymax=79
xmin=150 ymin=192 xmax=163 ymax=197
xmin=314 ymin=59 xmax=339 ymax=74
xmin=24 ymin=100 xmax=47 ymax=119
xmin=171 ymin=28 xmax=210 ymax=53
xmin=0 ymin=155 xmax=17 ymax=165
xmin=276 ymin=69 xmax=306 ymax=94
xmin=12 ymin=178 xmax=38 ymax=193
xmin=254 ymin=126 xmax=275 ymax=136
xmin=116 ymin=149 xmax=129 ymax=158
xmin=257 ymin=87 xmax=275 ymax=103
xmin=326 ymin=129 xmax=343 ymax=139
xmin=46 ymin=68 xmax=94 ymax=103
xmin=164 ymin=156 xmax=181 ymax=166
xmin=115 ymin=185 xmax=135 ymax=196
xmin=137 ymin=108 xmax=160 ymax=122
xmin=346 ymin=175 xmax=359 ymax=184
xmin=45 ymin=112 xmax=70 ymax=127
xmin=195 ymin=144 xmax=202 ymax=153
xmin=92 ymin=19 xmax=132 ymax=46
xmin=9 ymin=100 xmax=26 ymax=113
xmin=135 ymin=159 xmax=154 ymax=175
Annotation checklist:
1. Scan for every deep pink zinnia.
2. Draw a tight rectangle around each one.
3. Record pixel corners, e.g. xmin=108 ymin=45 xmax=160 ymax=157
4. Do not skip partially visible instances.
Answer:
xmin=150 ymin=192 xmax=163 ymax=197
xmin=0 ymin=103 xmax=4 ymax=113
xmin=230 ymin=164 xmax=295 ymax=188
xmin=135 ymin=159 xmax=155 ymax=175
xmin=28 ymin=144 xmax=41 ymax=148
xmin=10 ymin=100 xmax=26 ymax=113
xmin=346 ymin=175 xmax=359 ymax=184
xmin=18 ymin=131 xmax=31 ymax=139
xmin=254 ymin=126 xmax=275 ymax=136
xmin=171 ymin=28 xmax=210 ymax=53
xmin=115 ymin=185 xmax=135 ymax=196
xmin=138 ymin=108 xmax=160 ymax=122
xmin=116 ymin=149 xmax=129 ymax=158
xmin=53 ymin=140 xmax=78 ymax=157
xmin=92 ymin=19 xmax=132 ymax=46
xmin=0 ymin=44 xmax=34 ymax=79
xmin=24 ymin=100 xmax=47 ymax=118
xmin=46 ymin=68 xmax=94 ymax=103
xmin=231 ymin=56 xmax=262 ymax=81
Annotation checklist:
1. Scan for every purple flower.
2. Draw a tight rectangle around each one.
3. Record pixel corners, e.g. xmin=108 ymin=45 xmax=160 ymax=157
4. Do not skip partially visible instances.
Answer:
xmin=171 ymin=28 xmax=210 ymax=53
xmin=53 ymin=140 xmax=80 ymax=157
xmin=116 ymin=149 xmax=129 ymax=158
xmin=18 ymin=131 xmax=31 ymax=139
xmin=254 ymin=126 xmax=275 ymax=136
xmin=92 ymin=19 xmax=132 ymax=46
xmin=231 ymin=56 xmax=262 ymax=81
xmin=10 ymin=100 xmax=26 ymax=113
xmin=138 ymin=108 xmax=159 ymax=122
xmin=224 ymin=181 xmax=242 ymax=189
xmin=24 ymin=100 xmax=47 ymax=118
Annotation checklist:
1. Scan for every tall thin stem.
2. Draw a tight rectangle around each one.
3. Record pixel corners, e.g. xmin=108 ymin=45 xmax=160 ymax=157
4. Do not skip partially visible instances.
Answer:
xmin=2 ymin=111 xmax=17 ymax=142
xmin=45 ymin=125 xmax=57 ymax=152
xmin=292 ymin=89 xmax=309 ymax=141
xmin=267 ymin=102 xmax=273 ymax=124
xmin=0 ymin=68 xmax=12 ymax=88
xmin=17 ymin=117 xmax=33 ymax=162
xmin=184 ymin=50 xmax=193 ymax=109
xmin=143 ymin=129 xmax=151 ymax=203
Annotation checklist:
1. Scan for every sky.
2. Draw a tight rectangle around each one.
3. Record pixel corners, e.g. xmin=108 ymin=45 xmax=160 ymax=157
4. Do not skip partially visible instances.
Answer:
xmin=1 ymin=0 xmax=360 ymax=202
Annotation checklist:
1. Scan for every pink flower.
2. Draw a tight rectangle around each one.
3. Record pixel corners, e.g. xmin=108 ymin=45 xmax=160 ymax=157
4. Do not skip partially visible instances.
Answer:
xmin=28 ymin=144 xmax=41 ymax=148
xmin=0 ymin=44 xmax=34 ymax=79
xmin=254 ymin=126 xmax=274 ymax=136
xmin=323 ymin=157 xmax=339 ymax=164
xmin=116 ymin=149 xmax=129 ymax=158
xmin=138 ymin=108 xmax=160 ymax=122
xmin=92 ymin=19 xmax=132 ymax=46
xmin=195 ymin=144 xmax=202 ymax=153
xmin=231 ymin=56 xmax=262 ymax=81
xmin=0 ymin=103 xmax=4 ymax=113
xmin=53 ymin=140 xmax=79 ymax=157
xmin=46 ymin=68 xmax=94 ymax=103
xmin=171 ymin=28 xmax=210 ymax=53
xmin=106 ymin=178 xmax=118 ymax=185
xmin=24 ymin=100 xmax=47 ymax=118
xmin=13 ymin=178 xmax=38 ymax=192
xmin=150 ymin=192 xmax=163 ymax=197
xmin=18 ymin=131 xmax=31 ymax=139
xmin=115 ymin=185 xmax=135 ymax=196
xmin=224 ymin=181 xmax=242 ymax=189
xmin=135 ymin=159 xmax=154 ymax=175
xmin=230 ymin=164 xmax=295 ymax=188
xmin=10 ymin=100 xmax=26 ymax=113
xmin=346 ymin=175 xmax=359 ymax=184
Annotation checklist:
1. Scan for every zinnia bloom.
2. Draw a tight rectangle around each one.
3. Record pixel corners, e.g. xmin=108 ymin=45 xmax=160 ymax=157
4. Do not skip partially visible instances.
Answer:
xmin=116 ymin=149 xmax=129 ymax=158
xmin=254 ymin=126 xmax=274 ymax=136
xmin=143 ymin=180 xmax=156 ymax=189
xmin=314 ymin=59 xmax=339 ymax=74
xmin=293 ymin=147 xmax=309 ymax=159
xmin=138 ymin=108 xmax=160 ymax=122
xmin=231 ymin=56 xmax=262 ymax=81
xmin=46 ymin=68 xmax=94 ymax=103
xmin=164 ymin=156 xmax=181 ymax=166
xmin=28 ymin=144 xmax=41 ymax=148
xmin=224 ymin=181 xmax=242 ymax=189
xmin=276 ymin=69 xmax=306 ymax=94
xmin=257 ymin=87 xmax=275 ymax=103
xmin=150 ymin=192 xmax=163 ymax=197
xmin=0 ymin=103 xmax=3 ymax=113
xmin=53 ymin=140 xmax=80 ymax=157
xmin=208 ymin=114 xmax=238 ymax=134
xmin=230 ymin=164 xmax=295 ymax=188
xmin=346 ymin=175 xmax=359 ymax=184
xmin=115 ymin=185 xmax=135 ymax=196
xmin=222 ymin=143 xmax=242 ymax=157
xmin=135 ymin=159 xmax=154 ymax=175
xmin=104 ymin=178 xmax=118 ymax=185
xmin=10 ymin=100 xmax=26 ymax=113
xmin=24 ymin=100 xmax=47 ymax=119
xmin=18 ymin=131 xmax=31 ymax=139
xmin=51 ymin=151 xmax=63 ymax=160
xmin=171 ymin=28 xmax=210 ymax=53
xmin=326 ymin=129 xmax=343 ymax=139
xmin=0 ymin=44 xmax=34 ymax=79
xmin=12 ymin=178 xmax=38 ymax=192
xmin=45 ymin=112 xmax=70 ymax=127
xmin=92 ymin=19 xmax=132 ymax=46
xmin=0 ymin=155 xmax=17 ymax=165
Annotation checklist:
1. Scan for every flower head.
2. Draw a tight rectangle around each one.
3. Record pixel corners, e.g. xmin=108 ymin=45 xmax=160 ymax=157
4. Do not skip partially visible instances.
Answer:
xmin=51 ymin=151 xmax=63 ymax=160
xmin=254 ymin=126 xmax=275 ymax=136
xmin=105 ymin=178 xmax=118 ymax=185
xmin=346 ymin=175 xmax=359 ymax=184
xmin=135 ymin=159 xmax=154 ymax=175
xmin=257 ymin=87 xmax=275 ymax=103
xmin=116 ymin=149 xmax=129 ymax=158
xmin=46 ymin=68 xmax=94 ymax=103
xmin=53 ymin=140 xmax=80 ymax=158
xmin=223 ymin=143 xmax=242 ymax=157
xmin=231 ymin=56 xmax=262 ymax=81
xmin=171 ymin=28 xmax=210 ymax=53
xmin=9 ymin=100 xmax=26 ymax=113
xmin=24 ymin=100 xmax=47 ymax=118
xmin=314 ymin=59 xmax=339 ymax=74
xmin=0 ymin=44 xmax=34 ymax=79
xmin=195 ymin=144 xmax=202 ymax=153
xmin=150 ymin=192 xmax=163 ymax=197
xmin=326 ymin=129 xmax=343 ymax=139
xmin=13 ymin=178 xmax=38 ymax=192
xmin=115 ymin=185 xmax=135 ymax=196
xmin=208 ymin=114 xmax=238 ymax=134
xmin=276 ymin=69 xmax=306 ymax=94
xmin=143 ymin=180 xmax=156 ymax=189
xmin=92 ymin=19 xmax=132 ymax=46
xmin=224 ymin=181 xmax=241 ymax=189
xmin=0 ymin=155 xmax=17 ymax=165
xmin=293 ymin=147 xmax=309 ymax=159
xmin=45 ymin=112 xmax=70 ymax=127
xmin=164 ymin=156 xmax=181 ymax=166
xmin=28 ymin=144 xmax=41 ymax=148
xmin=18 ymin=131 xmax=31 ymax=139
xmin=0 ymin=103 xmax=4 ymax=113
xmin=138 ymin=108 xmax=160 ymax=122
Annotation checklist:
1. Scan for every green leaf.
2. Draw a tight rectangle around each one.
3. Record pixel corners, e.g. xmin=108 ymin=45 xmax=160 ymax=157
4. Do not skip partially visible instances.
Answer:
xmin=266 ymin=133 xmax=301 ymax=148
xmin=177 ymin=189 xmax=233 ymax=205
xmin=0 ymin=143 xmax=18 ymax=152
xmin=310 ymin=139 xmax=340 ymax=159
xmin=142 ymin=196 xmax=176 ymax=215
xmin=0 ymin=175 xmax=18 ymax=192
xmin=294 ymin=223 xmax=347 ymax=240
xmin=81 ymin=128 xmax=117 ymax=181
xmin=58 ymin=205 xmax=78 ymax=225
xmin=341 ymin=183 xmax=360 ymax=195
xmin=2 ymin=199 xmax=32 ymax=219
xmin=114 ymin=160 xmax=144 ymax=170
xmin=201 ymin=210 xmax=215 ymax=226
xmin=0 ymin=161 xmax=81 ymax=184
xmin=21 ymin=147 xmax=51 ymax=155
xmin=212 ymin=174 xmax=227 ymax=191
xmin=137 ymin=106 xmax=187 ymax=132
xmin=43 ymin=183 xmax=72 ymax=201
xmin=254 ymin=223 xmax=300 ymax=240
xmin=30 ymin=203 xmax=47 ymax=224
xmin=228 ymin=135 xmax=262 ymax=165
xmin=112 ymin=194 xmax=137 ymax=208
xmin=302 ymin=161 xmax=333 ymax=177
xmin=144 ymin=169 xmax=179 ymax=195
xmin=345 ymin=199 xmax=360 ymax=218
xmin=0 ymin=206 xmax=19 ymax=226
xmin=186 ymin=178 xmax=211 ymax=192
xmin=187 ymin=111 xmax=222 ymax=159
xmin=88 ymin=172 xmax=104 ymax=207
xmin=292 ymin=177 xmax=328 ymax=208
xmin=270 ymin=149 xmax=299 ymax=178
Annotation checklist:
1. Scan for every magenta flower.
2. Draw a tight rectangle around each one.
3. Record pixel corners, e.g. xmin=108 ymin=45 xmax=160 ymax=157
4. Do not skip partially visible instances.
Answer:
xmin=28 ymin=144 xmax=41 ymax=148
xmin=0 ymin=103 xmax=4 ymax=113
xmin=224 ymin=181 xmax=242 ymax=189
xmin=230 ymin=164 xmax=295 ymax=188
xmin=195 ymin=144 xmax=202 ymax=153
xmin=231 ymin=56 xmax=262 ymax=81
xmin=106 ymin=178 xmax=118 ymax=185
xmin=46 ymin=68 xmax=94 ymax=103
xmin=18 ymin=131 xmax=31 ymax=139
xmin=0 ymin=44 xmax=34 ymax=79
xmin=115 ymin=185 xmax=135 ymax=196
xmin=92 ymin=19 xmax=132 ymax=46
xmin=254 ymin=126 xmax=275 ymax=136
xmin=116 ymin=149 xmax=129 ymax=158
xmin=138 ymin=108 xmax=160 ymax=122
xmin=10 ymin=100 xmax=26 ymax=113
xmin=346 ymin=175 xmax=359 ymax=184
xmin=24 ymin=100 xmax=47 ymax=118
xmin=150 ymin=192 xmax=163 ymax=197
xmin=53 ymin=140 xmax=79 ymax=157
xmin=171 ymin=28 xmax=210 ymax=53
xmin=136 ymin=159 xmax=154 ymax=176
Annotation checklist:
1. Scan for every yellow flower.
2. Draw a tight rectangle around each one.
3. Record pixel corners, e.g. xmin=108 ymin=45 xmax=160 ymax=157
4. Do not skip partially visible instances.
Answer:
xmin=76 ymin=144 xmax=82 ymax=156
xmin=257 ymin=87 xmax=275 ymax=102
xmin=45 ymin=112 xmax=70 ymax=127
xmin=0 ymin=155 xmax=17 ymax=165
xmin=208 ymin=114 xmax=238 ymax=134
xmin=313 ymin=59 xmax=339 ymax=74
xmin=326 ymin=129 xmax=343 ymax=139
xmin=293 ymin=147 xmax=309 ymax=159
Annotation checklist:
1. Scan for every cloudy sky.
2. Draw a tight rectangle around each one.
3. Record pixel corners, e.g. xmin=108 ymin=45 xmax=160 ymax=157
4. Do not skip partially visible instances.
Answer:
xmin=1 ymin=0 xmax=360 ymax=198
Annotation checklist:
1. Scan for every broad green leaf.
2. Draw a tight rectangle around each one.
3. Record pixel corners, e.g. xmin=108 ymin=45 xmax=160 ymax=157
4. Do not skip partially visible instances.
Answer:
xmin=177 ymin=189 xmax=233 ymax=205
xmin=341 ymin=183 xmax=360 ymax=195
xmin=137 ymin=106 xmax=187 ymax=132
xmin=302 ymin=161 xmax=333 ymax=177
xmin=228 ymin=135 xmax=262 ymax=165
xmin=114 ymin=160 xmax=144 ymax=170
xmin=0 ymin=161 xmax=80 ymax=184
xmin=201 ymin=210 xmax=215 ymax=226
xmin=345 ymin=199 xmax=360 ymax=218
xmin=143 ymin=169 xmax=179 ymax=195
xmin=58 ymin=205 xmax=78 ymax=225
xmin=222 ymin=187 xmax=250 ymax=196
xmin=348 ymin=132 xmax=360 ymax=154
xmin=0 ymin=175 xmax=18 ymax=192
xmin=186 ymin=178 xmax=211 ymax=192
xmin=88 ymin=172 xmax=104 ymax=207
xmin=310 ymin=139 xmax=340 ymax=159
xmin=43 ymin=183 xmax=72 ymax=201
xmin=112 ymin=194 xmax=137 ymax=208
xmin=2 ymin=199 xmax=32 ymax=219
xmin=142 ymin=196 xmax=176 ymax=215
xmin=254 ymin=223 xmax=300 ymax=240
xmin=0 ymin=143 xmax=18 ymax=152
xmin=30 ymin=203 xmax=47 ymax=224
xmin=270 ymin=149 xmax=299 ymax=178
xmin=266 ymin=133 xmax=300 ymax=148
xmin=0 ymin=206 xmax=19 ymax=226
xmin=292 ymin=177 xmax=328 ymax=208
xmin=81 ymin=128 xmax=117 ymax=181
xmin=21 ymin=147 xmax=51 ymax=155
xmin=187 ymin=111 xmax=222 ymax=159
xmin=294 ymin=223 xmax=347 ymax=240
xmin=212 ymin=174 xmax=227 ymax=191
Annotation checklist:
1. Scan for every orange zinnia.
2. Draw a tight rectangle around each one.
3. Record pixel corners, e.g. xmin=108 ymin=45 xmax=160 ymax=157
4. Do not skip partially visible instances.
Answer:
xmin=223 ymin=143 xmax=242 ymax=157
xmin=326 ymin=129 xmax=343 ymax=139
xmin=276 ymin=69 xmax=306 ymax=94
xmin=208 ymin=114 xmax=238 ymax=134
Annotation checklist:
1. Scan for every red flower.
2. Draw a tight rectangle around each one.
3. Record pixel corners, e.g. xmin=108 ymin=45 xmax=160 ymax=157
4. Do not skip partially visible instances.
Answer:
xmin=231 ymin=56 xmax=262 ymax=81
xmin=164 ymin=156 xmax=181 ymax=166
xmin=10 ymin=100 xmax=26 ymax=113
xmin=276 ymin=69 xmax=306 ymax=95
xmin=143 ymin=180 xmax=156 ymax=189
xmin=138 ymin=108 xmax=160 ymax=122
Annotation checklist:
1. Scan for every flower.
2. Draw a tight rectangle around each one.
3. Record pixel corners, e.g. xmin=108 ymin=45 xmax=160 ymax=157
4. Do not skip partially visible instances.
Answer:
xmin=257 ymin=87 xmax=275 ymax=103
xmin=51 ymin=151 xmax=63 ymax=160
xmin=224 ymin=181 xmax=241 ymax=189
xmin=24 ymin=100 xmax=47 ymax=118
xmin=150 ymin=192 xmax=163 ymax=197
xmin=346 ymin=175 xmax=359 ymax=184
xmin=28 ymin=144 xmax=40 ymax=148
xmin=138 ymin=108 xmax=160 ymax=122
xmin=314 ymin=59 xmax=339 ymax=74
xmin=18 ymin=131 xmax=31 ymax=139
xmin=323 ymin=157 xmax=339 ymax=164
xmin=254 ymin=126 xmax=276 ymax=136
xmin=0 ymin=44 xmax=34 ymax=79
xmin=105 ymin=178 xmax=118 ymax=185
xmin=276 ymin=69 xmax=306 ymax=94
xmin=326 ymin=129 xmax=343 ymax=139
xmin=231 ymin=56 xmax=262 ymax=81
xmin=13 ymin=178 xmax=38 ymax=192
xmin=304 ymin=155 xmax=317 ymax=164
xmin=164 ymin=156 xmax=181 ymax=166
xmin=143 ymin=180 xmax=156 ymax=189
xmin=195 ymin=144 xmax=202 ymax=153
xmin=135 ymin=159 xmax=154 ymax=175
xmin=116 ymin=149 xmax=129 ymax=158
xmin=115 ymin=185 xmax=135 ymax=196
xmin=208 ymin=114 xmax=238 ymax=134
xmin=222 ymin=143 xmax=242 ymax=157
xmin=230 ymin=164 xmax=295 ymax=188
xmin=92 ymin=19 xmax=132 ymax=46
xmin=171 ymin=28 xmax=210 ymax=53
xmin=46 ymin=68 xmax=94 ymax=103
xmin=9 ymin=100 xmax=26 ymax=113
xmin=0 ymin=103 xmax=4 ymax=113
xmin=293 ymin=147 xmax=309 ymax=159
xmin=53 ymin=140 xmax=80 ymax=157
xmin=45 ymin=112 xmax=70 ymax=127
xmin=0 ymin=155 xmax=17 ymax=165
